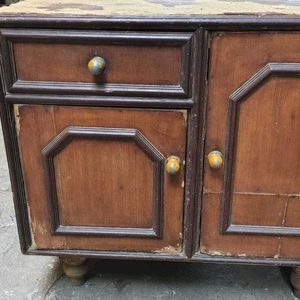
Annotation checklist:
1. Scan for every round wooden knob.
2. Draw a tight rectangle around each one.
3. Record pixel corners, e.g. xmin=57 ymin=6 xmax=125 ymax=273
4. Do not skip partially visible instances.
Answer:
xmin=208 ymin=150 xmax=223 ymax=170
xmin=166 ymin=156 xmax=181 ymax=175
xmin=88 ymin=56 xmax=106 ymax=75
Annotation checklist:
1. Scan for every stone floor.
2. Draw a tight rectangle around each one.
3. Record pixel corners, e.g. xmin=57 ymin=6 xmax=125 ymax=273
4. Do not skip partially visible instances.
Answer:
xmin=0 ymin=125 xmax=298 ymax=300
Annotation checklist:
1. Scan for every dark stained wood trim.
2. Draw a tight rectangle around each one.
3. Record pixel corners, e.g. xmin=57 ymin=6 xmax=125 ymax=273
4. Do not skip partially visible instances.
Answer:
xmin=42 ymin=126 xmax=165 ymax=239
xmin=221 ymin=63 xmax=300 ymax=236
xmin=0 ymin=66 xmax=32 ymax=253
xmin=25 ymin=248 xmax=300 ymax=267
xmin=0 ymin=29 xmax=193 ymax=99
xmin=227 ymin=224 xmax=300 ymax=236
xmin=192 ymin=29 xmax=210 ymax=254
xmin=5 ymin=93 xmax=194 ymax=108
xmin=10 ymin=80 xmax=187 ymax=99
xmin=2 ymin=15 xmax=300 ymax=31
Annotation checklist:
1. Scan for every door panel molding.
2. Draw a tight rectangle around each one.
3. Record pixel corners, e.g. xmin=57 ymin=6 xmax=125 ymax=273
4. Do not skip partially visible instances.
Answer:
xmin=42 ymin=126 xmax=165 ymax=239
xmin=222 ymin=62 xmax=300 ymax=236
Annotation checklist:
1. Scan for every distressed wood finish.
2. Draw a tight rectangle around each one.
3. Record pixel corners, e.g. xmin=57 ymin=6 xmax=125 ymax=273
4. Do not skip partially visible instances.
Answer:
xmin=201 ymin=32 xmax=300 ymax=258
xmin=16 ymin=105 xmax=186 ymax=252
xmin=1 ymin=29 xmax=193 ymax=98
xmin=2 ymin=2 xmax=300 ymax=289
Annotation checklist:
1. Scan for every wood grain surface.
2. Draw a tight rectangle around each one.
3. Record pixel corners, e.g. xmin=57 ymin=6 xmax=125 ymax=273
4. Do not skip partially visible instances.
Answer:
xmin=14 ymin=43 xmax=182 ymax=85
xmin=17 ymin=105 xmax=187 ymax=252
xmin=201 ymin=32 xmax=300 ymax=258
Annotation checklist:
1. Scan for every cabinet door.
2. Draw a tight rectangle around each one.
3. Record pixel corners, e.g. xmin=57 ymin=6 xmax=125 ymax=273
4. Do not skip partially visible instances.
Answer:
xmin=16 ymin=105 xmax=186 ymax=253
xmin=201 ymin=32 xmax=300 ymax=259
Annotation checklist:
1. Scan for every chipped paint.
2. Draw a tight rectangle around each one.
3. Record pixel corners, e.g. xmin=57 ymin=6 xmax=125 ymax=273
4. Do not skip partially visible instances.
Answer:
xmin=13 ymin=105 xmax=21 ymax=137
xmin=155 ymin=244 xmax=182 ymax=253
xmin=27 ymin=204 xmax=37 ymax=250
xmin=1 ymin=0 xmax=300 ymax=16
xmin=179 ymin=109 xmax=187 ymax=124
xmin=154 ymin=232 xmax=182 ymax=253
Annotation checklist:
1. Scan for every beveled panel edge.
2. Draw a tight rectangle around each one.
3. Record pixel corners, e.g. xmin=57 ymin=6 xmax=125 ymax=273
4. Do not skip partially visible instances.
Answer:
xmin=5 ymin=93 xmax=194 ymax=108
xmin=221 ymin=62 xmax=300 ymax=236
xmin=41 ymin=125 xmax=165 ymax=239
xmin=227 ymin=224 xmax=300 ymax=236
xmin=0 ymin=28 xmax=194 ymax=99
xmin=10 ymin=80 xmax=188 ymax=99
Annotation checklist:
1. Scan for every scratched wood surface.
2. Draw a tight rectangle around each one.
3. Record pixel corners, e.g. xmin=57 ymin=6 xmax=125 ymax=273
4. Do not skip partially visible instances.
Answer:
xmin=201 ymin=32 xmax=300 ymax=259
xmin=0 ymin=0 xmax=300 ymax=16
xmin=17 ymin=105 xmax=186 ymax=252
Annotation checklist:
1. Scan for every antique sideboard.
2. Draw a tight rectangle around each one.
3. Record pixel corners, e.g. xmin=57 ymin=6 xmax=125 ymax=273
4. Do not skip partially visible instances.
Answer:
xmin=1 ymin=0 xmax=300 ymax=295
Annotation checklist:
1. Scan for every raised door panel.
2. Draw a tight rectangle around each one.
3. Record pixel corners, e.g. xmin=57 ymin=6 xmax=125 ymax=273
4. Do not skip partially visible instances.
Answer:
xmin=201 ymin=32 xmax=300 ymax=259
xmin=16 ymin=105 xmax=186 ymax=252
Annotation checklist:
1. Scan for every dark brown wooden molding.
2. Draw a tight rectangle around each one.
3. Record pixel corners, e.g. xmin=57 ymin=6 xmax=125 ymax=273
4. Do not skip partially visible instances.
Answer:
xmin=5 ymin=93 xmax=194 ymax=109
xmin=10 ymin=81 xmax=188 ymax=99
xmin=2 ymin=15 xmax=300 ymax=31
xmin=0 ymin=29 xmax=193 ymax=99
xmin=25 ymin=248 xmax=300 ymax=267
xmin=42 ymin=126 xmax=165 ymax=239
xmin=221 ymin=62 xmax=300 ymax=236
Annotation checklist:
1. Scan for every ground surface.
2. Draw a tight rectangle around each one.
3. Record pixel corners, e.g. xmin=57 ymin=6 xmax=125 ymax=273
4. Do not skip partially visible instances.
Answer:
xmin=0 ymin=124 xmax=298 ymax=300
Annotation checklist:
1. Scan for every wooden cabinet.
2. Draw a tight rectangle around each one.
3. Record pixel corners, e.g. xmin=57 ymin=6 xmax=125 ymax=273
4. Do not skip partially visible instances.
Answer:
xmin=2 ymin=0 xmax=300 ymax=295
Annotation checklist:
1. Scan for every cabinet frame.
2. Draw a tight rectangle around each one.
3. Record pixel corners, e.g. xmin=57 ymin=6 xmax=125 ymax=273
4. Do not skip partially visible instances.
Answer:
xmin=2 ymin=16 xmax=300 ymax=266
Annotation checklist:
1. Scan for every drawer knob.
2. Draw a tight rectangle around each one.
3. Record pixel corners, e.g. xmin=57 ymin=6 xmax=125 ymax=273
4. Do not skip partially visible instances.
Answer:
xmin=88 ymin=56 xmax=106 ymax=75
xmin=208 ymin=150 xmax=223 ymax=170
xmin=166 ymin=156 xmax=181 ymax=175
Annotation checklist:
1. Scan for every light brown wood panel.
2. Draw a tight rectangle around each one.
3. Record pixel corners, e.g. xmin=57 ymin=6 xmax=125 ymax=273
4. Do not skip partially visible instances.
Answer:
xmin=55 ymin=139 xmax=153 ymax=228
xmin=200 ymin=193 xmax=280 ymax=257
xmin=14 ymin=43 xmax=181 ymax=85
xmin=17 ymin=105 xmax=187 ymax=252
xmin=201 ymin=32 xmax=300 ymax=258
xmin=231 ymin=194 xmax=286 ymax=227
xmin=234 ymin=77 xmax=300 ymax=194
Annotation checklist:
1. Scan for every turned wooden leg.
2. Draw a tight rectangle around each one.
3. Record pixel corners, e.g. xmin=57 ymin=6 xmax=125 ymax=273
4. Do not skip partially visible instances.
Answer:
xmin=61 ymin=257 xmax=89 ymax=286
xmin=291 ymin=267 xmax=300 ymax=298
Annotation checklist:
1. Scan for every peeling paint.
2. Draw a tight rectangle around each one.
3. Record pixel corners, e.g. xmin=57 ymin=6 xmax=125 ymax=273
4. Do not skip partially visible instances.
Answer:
xmin=155 ymin=244 xmax=182 ymax=253
xmin=1 ymin=0 xmax=300 ymax=16
xmin=13 ymin=105 xmax=21 ymax=137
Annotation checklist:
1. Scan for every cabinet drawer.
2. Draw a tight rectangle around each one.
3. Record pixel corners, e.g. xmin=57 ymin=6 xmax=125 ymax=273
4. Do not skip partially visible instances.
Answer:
xmin=15 ymin=105 xmax=187 ymax=252
xmin=2 ymin=29 xmax=193 ymax=98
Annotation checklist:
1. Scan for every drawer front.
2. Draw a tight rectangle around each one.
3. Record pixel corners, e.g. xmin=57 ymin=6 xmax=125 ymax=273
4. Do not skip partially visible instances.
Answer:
xmin=16 ymin=105 xmax=186 ymax=252
xmin=201 ymin=32 xmax=300 ymax=259
xmin=2 ymin=29 xmax=193 ymax=98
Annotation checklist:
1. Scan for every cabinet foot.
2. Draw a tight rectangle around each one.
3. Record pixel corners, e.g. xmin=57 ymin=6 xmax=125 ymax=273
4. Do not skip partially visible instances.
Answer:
xmin=61 ymin=257 xmax=89 ymax=286
xmin=291 ymin=267 xmax=300 ymax=298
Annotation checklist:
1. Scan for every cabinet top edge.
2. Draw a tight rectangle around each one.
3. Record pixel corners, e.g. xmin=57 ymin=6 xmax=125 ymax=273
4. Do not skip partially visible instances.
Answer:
xmin=1 ymin=0 xmax=300 ymax=17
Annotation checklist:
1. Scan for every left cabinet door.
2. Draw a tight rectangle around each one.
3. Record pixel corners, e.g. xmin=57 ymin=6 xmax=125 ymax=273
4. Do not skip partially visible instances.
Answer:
xmin=15 ymin=105 xmax=186 ymax=253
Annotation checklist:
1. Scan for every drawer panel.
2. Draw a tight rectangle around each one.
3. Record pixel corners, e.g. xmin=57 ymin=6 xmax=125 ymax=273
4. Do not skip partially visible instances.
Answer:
xmin=2 ymin=29 xmax=193 ymax=98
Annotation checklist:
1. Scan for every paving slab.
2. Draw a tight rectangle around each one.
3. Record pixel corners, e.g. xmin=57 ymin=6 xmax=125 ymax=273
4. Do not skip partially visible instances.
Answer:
xmin=0 ymin=124 xmax=298 ymax=300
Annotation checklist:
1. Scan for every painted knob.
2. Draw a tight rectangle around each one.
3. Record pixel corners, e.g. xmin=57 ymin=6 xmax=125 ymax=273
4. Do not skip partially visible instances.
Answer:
xmin=208 ymin=150 xmax=223 ymax=170
xmin=166 ymin=156 xmax=181 ymax=175
xmin=88 ymin=56 xmax=106 ymax=75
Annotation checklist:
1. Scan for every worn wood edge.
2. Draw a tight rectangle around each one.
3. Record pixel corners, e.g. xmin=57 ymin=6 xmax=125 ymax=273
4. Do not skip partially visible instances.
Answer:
xmin=5 ymin=93 xmax=194 ymax=109
xmin=2 ymin=15 xmax=300 ymax=31
xmin=25 ymin=248 xmax=300 ymax=266
xmin=1 ymin=0 xmax=300 ymax=16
